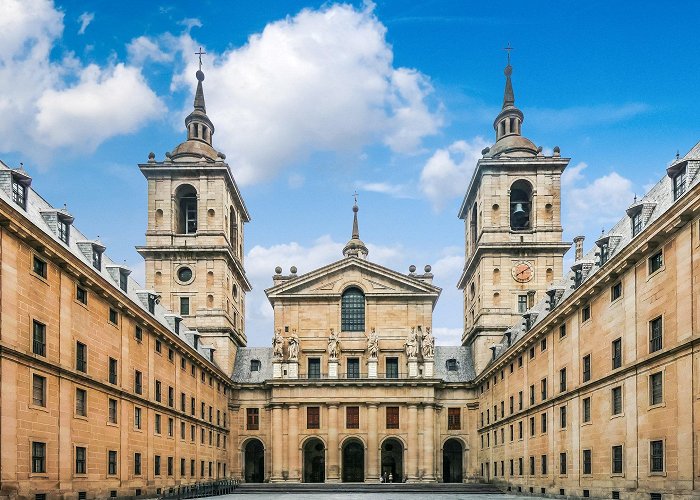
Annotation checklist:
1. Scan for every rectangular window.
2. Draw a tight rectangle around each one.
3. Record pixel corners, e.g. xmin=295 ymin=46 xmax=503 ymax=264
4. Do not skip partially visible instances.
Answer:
xmin=541 ymin=379 xmax=548 ymax=400
xmin=134 ymin=370 xmax=142 ymax=395
xmin=180 ymin=392 xmax=186 ymax=412
xmin=518 ymin=457 xmax=523 ymax=475
xmin=75 ymin=447 xmax=86 ymax=474
xmin=155 ymin=380 xmax=162 ymax=403
xmin=33 ymin=255 xmax=47 ymax=278
xmin=154 ymin=455 xmax=161 ymax=476
xmin=347 ymin=358 xmax=360 ymax=379
xmin=76 ymin=341 xmax=87 ymax=372
xmin=346 ymin=406 xmax=360 ymax=429
xmin=541 ymin=455 xmax=547 ymax=475
xmin=92 ymin=249 xmax=102 ymax=270
xmin=631 ymin=211 xmax=642 ymax=237
xmin=168 ymin=417 xmax=174 ymax=437
xmin=529 ymin=417 xmax=535 ymax=436
xmin=529 ymin=456 xmax=535 ymax=476
xmin=76 ymin=284 xmax=88 ymax=304
xmin=108 ymin=398 xmax=117 ymax=424
xmin=649 ymin=317 xmax=663 ymax=353
xmin=518 ymin=421 xmax=523 ymax=439
xmin=181 ymin=458 xmax=186 ymax=476
xmin=582 ymin=354 xmax=591 ymax=382
xmin=559 ymin=324 xmax=566 ymax=339
xmin=135 ymin=325 xmax=143 ymax=342
xmin=540 ymin=337 xmax=547 ymax=352
xmin=612 ymin=338 xmax=622 ymax=369
xmin=673 ymin=167 xmax=687 ymax=200
xmin=386 ymin=406 xmax=399 ymax=429
xmin=32 ymin=374 xmax=46 ymax=407
xmin=650 ymin=372 xmax=663 ymax=405
xmin=517 ymin=294 xmax=528 ymax=313
xmin=448 ymin=407 xmax=461 ymax=430
xmin=582 ymin=304 xmax=591 ymax=322
xmin=612 ymin=445 xmax=623 ymax=474
xmin=32 ymin=442 xmax=46 ymax=473
xmin=134 ymin=453 xmax=142 ymax=475
xmin=168 ymin=456 xmax=173 ymax=476
xmin=108 ymin=450 xmax=117 ymax=475
xmin=180 ymin=421 xmax=185 ymax=439
xmin=582 ymin=397 xmax=591 ymax=423
xmin=386 ymin=357 xmax=399 ymax=378
xmin=308 ymin=358 xmax=320 ymax=379
xmin=190 ymin=459 xmax=195 ymax=477
xmin=559 ymin=368 xmax=567 ymax=392
xmin=32 ymin=320 xmax=47 ymax=356
xmin=75 ymin=388 xmax=87 ymax=416
xmin=599 ymin=242 xmax=609 ymax=265
xmin=541 ymin=413 xmax=547 ymax=433
xmin=119 ymin=271 xmax=128 ymax=292
xmin=155 ymin=338 xmax=162 ymax=354
xmin=529 ymin=346 xmax=535 ymax=359
xmin=529 ymin=385 xmax=535 ymax=405
xmin=612 ymin=386 xmax=623 ymax=415
xmin=108 ymin=358 xmax=117 ymax=384
xmin=559 ymin=452 xmax=567 ymax=475
xmin=650 ymin=440 xmax=664 ymax=472
xmin=155 ymin=414 xmax=161 ymax=434
xmin=168 ymin=348 xmax=174 ymax=362
xmin=649 ymin=250 xmax=663 ymax=274
xmin=134 ymin=407 xmax=142 ymax=429
xmin=518 ymin=391 xmax=523 ymax=410
xmin=12 ymin=177 xmax=27 ymax=209
xmin=168 ymin=386 xmax=174 ymax=407
xmin=509 ymin=396 xmax=514 ymax=414
xmin=246 ymin=408 xmax=259 ymax=430
xmin=559 ymin=406 xmax=567 ymax=429
xmin=307 ymin=407 xmax=320 ymax=429
xmin=191 ymin=397 xmax=195 ymax=416
xmin=108 ymin=308 xmax=118 ymax=325
xmin=57 ymin=218 xmax=70 ymax=244
xmin=180 ymin=297 xmax=190 ymax=316
xmin=611 ymin=282 xmax=622 ymax=301
xmin=582 ymin=449 xmax=591 ymax=475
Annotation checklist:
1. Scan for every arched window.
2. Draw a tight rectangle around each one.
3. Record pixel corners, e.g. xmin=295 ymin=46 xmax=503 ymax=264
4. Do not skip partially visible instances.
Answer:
xmin=175 ymin=184 xmax=197 ymax=234
xmin=341 ymin=287 xmax=365 ymax=332
xmin=510 ymin=179 xmax=532 ymax=230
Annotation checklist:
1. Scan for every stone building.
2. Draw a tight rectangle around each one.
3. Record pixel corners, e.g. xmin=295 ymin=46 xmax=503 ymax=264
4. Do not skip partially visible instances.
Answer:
xmin=0 ymin=57 xmax=699 ymax=500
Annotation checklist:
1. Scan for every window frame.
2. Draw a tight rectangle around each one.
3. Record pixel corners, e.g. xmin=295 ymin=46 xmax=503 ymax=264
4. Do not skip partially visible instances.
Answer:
xmin=649 ymin=372 xmax=663 ymax=406
xmin=346 ymin=406 xmax=360 ymax=429
xmin=649 ymin=316 xmax=663 ymax=353
xmin=307 ymin=406 xmax=320 ymax=429
xmin=611 ymin=386 xmax=623 ymax=416
xmin=386 ymin=406 xmax=399 ymax=429
xmin=340 ymin=287 xmax=365 ymax=332
xmin=447 ymin=407 xmax=461 ymax=430
xmin=32 ymin=441 xmax=46 ymax=474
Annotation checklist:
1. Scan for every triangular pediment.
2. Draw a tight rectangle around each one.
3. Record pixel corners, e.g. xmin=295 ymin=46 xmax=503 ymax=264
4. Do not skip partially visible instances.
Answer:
xmin=265 ymin=257 xmax=441 ymax=302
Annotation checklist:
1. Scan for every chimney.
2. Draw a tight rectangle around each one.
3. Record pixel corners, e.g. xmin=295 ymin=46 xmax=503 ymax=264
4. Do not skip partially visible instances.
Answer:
xmin=573 ymin=235 xmax=585 ymax=261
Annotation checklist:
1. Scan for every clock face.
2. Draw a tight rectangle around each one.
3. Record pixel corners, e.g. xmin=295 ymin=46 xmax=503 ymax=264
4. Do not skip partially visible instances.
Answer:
xmin=512 ymin=262 xmax=533 ymax=283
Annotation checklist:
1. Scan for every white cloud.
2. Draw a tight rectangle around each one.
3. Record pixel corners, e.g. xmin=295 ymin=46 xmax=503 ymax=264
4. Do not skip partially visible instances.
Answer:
xmin=127 ymin=35 xmax=175 ymax=65
xmin=356 ymin=181 xmax=414 ymax=199
xmin=167 ymin=3 xmax=442 ymax=185
xmin=36 ymin=63 xmax=163 ymax=150
xmin=77 ymin=12 xmax=94 ymax=35
xmin=562 ymin=163 xmax=635 ymax=236
xmin=419 ymin=137 xmax=489 ymax=211
xmin=0 ymin=0 xmax=163 ymax=161
xmin=434 ymin=327 xmax=462 ymax=346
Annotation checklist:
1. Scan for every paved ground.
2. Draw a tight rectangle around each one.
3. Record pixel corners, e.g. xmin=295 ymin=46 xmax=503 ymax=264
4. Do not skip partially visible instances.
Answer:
xmin=221 ymin=495 xmax=543 ymax=499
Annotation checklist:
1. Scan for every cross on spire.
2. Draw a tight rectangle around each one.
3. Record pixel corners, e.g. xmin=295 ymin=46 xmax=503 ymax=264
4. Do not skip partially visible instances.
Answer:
xmin=353 ymin=191 xmax=358 ymax=205
xmin=504 ymin=43 xmax=514 ymax=66
xmin=195 ymin=47 xmax=206 ymax=71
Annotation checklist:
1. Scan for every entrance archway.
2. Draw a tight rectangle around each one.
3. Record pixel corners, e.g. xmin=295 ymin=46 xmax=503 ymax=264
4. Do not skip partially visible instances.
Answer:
xmin=243 ymin=439 xmax=264 ymax=483
xmin=303 ymin=438 xmax=325 ymax=483
xmin=443 ymin=438 xmax=463 ymax=483
xmin=380 ymin=438 xmax=403 ymax=483
xmin=342 ymin=440 xmax=364 ymax=482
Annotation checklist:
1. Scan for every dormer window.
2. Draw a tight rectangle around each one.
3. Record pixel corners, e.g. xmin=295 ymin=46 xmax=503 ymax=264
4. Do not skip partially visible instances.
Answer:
xmin=631 ymin=211 xmax=642 ymax=237
xmin=573 ymin=268 xmax=583 ymax=288
xmin=119 ymin=269 xmax=128 ymax=292
xmin=12 ymin=177 xmax=27 ymax=209
xmin=92 ymin=248 xmax=102 ymax=270
xmin=672 ymin=166 xmax=687 ymax=200
xmin=57 ymin=215 xmax=70 ymax=244
xmin=446 ymin=359 xmax=458 ymax=371
xmin=599 ymin=241 xmax=609 ymax=265
xmin=250 ymin=359 xmax=261 ymax=372
xmin=147 ymin=293 xmax=158 ymax=314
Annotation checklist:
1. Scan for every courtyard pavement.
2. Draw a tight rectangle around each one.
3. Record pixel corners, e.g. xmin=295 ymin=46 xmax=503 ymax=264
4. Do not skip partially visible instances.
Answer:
xmin=219 ymin=494 xmax=545 ymax=499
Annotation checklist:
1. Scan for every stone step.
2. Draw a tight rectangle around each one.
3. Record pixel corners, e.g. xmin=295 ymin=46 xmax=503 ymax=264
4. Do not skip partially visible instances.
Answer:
xmin=235 ymin=482 xmax=502 ymax=494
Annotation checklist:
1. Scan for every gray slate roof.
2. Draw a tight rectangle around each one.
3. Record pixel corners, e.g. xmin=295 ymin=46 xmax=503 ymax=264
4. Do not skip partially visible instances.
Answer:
xmin=232 ymin=347 xmax=274 ymax=383
xmin=489 ymin=140 xmax=700 ymax=366
xmin=434 ymin=346 xmax=475 ymax=382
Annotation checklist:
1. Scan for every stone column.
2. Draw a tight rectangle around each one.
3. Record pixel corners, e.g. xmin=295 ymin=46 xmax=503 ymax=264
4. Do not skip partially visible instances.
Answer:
xmin=367 ymin=404 xmax=379 ymax=481
xmin=327 ymin=404 xmax=340 ymax=482
xmin=288 ymin=404 xmax=299 ymax=481
xmin=423 ymin=404 xmax=435 ymax=481
xmin=271 ymin=404 xmax=283 ymax=482
xmin=407 ymin=404 xmax=418 ymax=481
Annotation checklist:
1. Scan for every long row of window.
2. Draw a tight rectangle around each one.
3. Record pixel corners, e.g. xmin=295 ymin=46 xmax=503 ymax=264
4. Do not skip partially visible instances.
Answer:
xmin=30 ymin=441 xmax=226 ymax=478
xmin=482 ymin=440 xmax=665 ymax=479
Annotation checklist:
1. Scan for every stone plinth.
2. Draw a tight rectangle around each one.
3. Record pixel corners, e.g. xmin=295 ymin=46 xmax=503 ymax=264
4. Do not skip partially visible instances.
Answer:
xmin=367 ymin=358 xmax=378 ymax=378
xmin=287 ymin=361 xmax=298 ymax=379
xmin=423 ymin=359 xmax=434 ymax=378
xmin=328 ymin=359 xmax=338 ymax=379
xmin=272 ymin=360 xmax=282 ymax=378
xmin=407 ymin=358 xmax=418 ymax=378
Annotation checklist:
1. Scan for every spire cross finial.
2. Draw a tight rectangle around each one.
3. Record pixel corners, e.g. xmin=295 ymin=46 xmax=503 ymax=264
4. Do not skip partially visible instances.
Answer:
xmin=504 ymin=43 xmax=514 ymax=66
xmin=195 ymin=47 xmax=206 ymax=71
xmin=353 ymin=191 xmax=358 ymax=205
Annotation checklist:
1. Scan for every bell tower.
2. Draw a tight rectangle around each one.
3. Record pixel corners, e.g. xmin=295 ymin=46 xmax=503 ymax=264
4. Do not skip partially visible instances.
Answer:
xmin=457 ymin=60 xmax=571 ymax=374
xmin=137 ymin=66 xmax=251 ymax=373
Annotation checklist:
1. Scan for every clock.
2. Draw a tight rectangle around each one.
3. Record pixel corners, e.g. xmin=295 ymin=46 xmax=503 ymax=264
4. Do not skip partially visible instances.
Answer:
xmin=512 ymin=262 xmax=533 ymax=283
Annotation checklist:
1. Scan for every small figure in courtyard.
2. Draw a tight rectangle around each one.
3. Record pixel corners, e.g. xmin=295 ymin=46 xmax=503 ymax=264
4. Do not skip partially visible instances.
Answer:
xmin=404 ymin=327 xmax=418 ymax=358
xmin=288 ymin=329 xmax=300 ymax=360
xmin=367 ymin=327 xmax=379 ymax=359
xmin=422 ymin=326 xmax=435 ymax=359
xmin=328 ymin=328 xmax=341 ymax=359
xmin=272 ymin=328 xmax=284 ymax=359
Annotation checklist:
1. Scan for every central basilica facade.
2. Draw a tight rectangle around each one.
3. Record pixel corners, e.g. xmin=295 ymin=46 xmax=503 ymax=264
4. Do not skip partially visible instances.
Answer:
xmin=0 ymin=59 xmax=698 ymax=500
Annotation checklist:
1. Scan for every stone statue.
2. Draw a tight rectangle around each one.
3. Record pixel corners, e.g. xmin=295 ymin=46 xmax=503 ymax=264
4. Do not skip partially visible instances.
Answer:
xmin=288 ymin=329 xmax=300 ymax=361
xmin=272 ymin=328 xmax=284 ymax=359
xmin=422 ymin=326 xmax=435 ymax=359
xmin=404 ymin=327 xmax=418 ymax=358
xmin=328 ymin=328 xmax=340 ymax=359
xmin=367 ymin=327 xmax=379 ymax=359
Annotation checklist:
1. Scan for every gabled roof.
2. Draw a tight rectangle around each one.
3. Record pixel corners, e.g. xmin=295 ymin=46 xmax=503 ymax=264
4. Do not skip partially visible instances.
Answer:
xmin=265 ymin=256 xmax=441 ymax=304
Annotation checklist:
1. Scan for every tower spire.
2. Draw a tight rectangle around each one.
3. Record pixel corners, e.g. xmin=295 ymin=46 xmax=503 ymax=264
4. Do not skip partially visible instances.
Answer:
xmin=343 ymin=194 xmax=368 ymax=259
xmin=503 ymin=43 xmax=515 ymax=109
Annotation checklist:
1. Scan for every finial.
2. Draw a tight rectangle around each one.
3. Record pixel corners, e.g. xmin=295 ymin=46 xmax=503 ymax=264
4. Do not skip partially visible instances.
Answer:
xmin=676 ymin=150 xmax=680 ymax=160
xmin=633 ymin=194 xmax=637 ymax=203
xmin=504 ymin=43 xmax=513 ymax=67
xmin=195 ymin=47 xmax=206 ymax=73
xmin=502 ymin=45 xmax=515 ymax=109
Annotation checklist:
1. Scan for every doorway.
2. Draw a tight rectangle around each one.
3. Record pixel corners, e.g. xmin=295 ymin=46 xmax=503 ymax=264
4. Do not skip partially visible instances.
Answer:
xmin=243 ymin=439 xmax=265 ymax=483
xmin=442 ymin=438 xmax=463 ymax=483
xmin=342 ymin=440 xmax=364 ymax=482
xmin=303 ymin=438 xmax=325 ymax=483
xmin=380 ymin=438 xmax=403 ymax=482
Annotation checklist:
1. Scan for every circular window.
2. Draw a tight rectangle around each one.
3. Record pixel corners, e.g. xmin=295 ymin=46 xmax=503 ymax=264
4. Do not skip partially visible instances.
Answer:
xmin=177 ymin=266 xmax=193 ymax=283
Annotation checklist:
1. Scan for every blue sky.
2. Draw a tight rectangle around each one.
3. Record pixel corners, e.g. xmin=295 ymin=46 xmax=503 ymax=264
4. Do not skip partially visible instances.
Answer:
xmin=1 ymin=0 xmax=698 ymax=346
